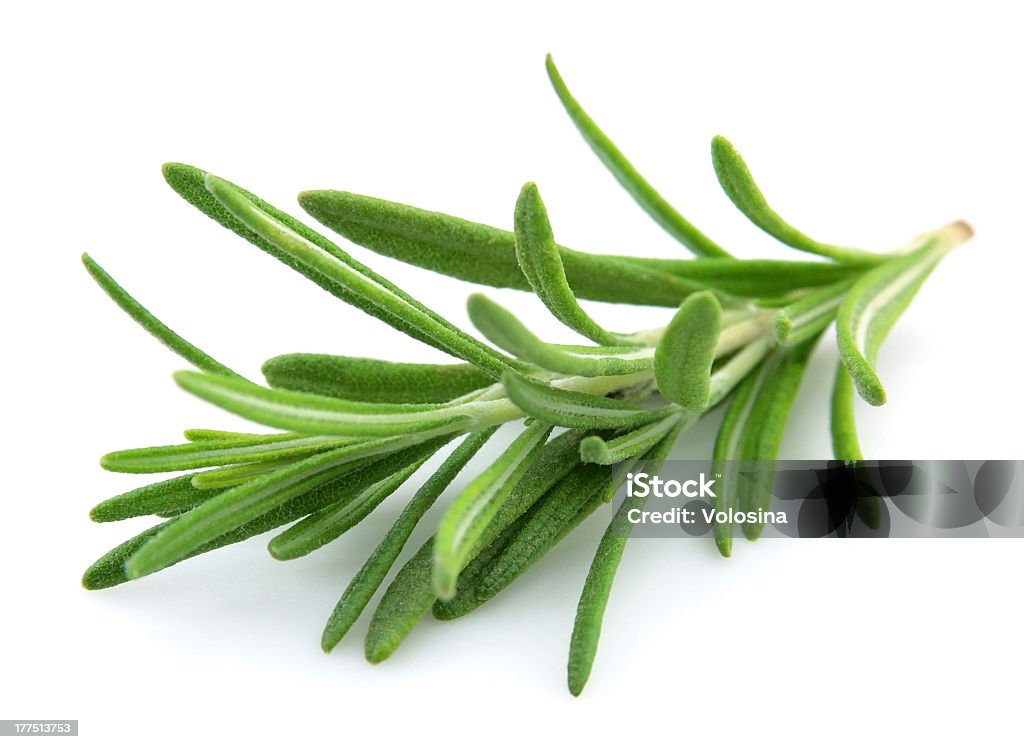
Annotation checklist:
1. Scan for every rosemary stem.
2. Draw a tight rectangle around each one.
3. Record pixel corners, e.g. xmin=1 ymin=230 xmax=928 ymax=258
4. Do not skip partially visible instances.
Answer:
xmin=707 ymin=337 xmax=775 ymax=407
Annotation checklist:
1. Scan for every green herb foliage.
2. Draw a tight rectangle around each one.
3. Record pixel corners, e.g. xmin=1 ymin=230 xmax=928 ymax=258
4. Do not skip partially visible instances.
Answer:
xmin=81 ymin=55 xmax=971 ymax=695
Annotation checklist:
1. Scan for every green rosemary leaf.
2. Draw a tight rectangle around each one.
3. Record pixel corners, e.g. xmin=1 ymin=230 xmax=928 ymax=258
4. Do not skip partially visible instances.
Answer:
xmin=364 ymin=539 xmax=436 ymax=663
xmin=100 ymin=434 xmax=354 ymax=473
xmin=616 ymin=257 xmax=861 ymax=298
xmin=82 ymin=521 xmax=173 ymax=590
xmin=295 ymin=188 xmax=855 ymax=300
xmin=165 ymin=164 xmax=517 ymax=374
xmin=472 ymin=463 xmax=613 ymax=608
xmin=514 ymin=183 xmax=623 ymax=344
xmin=82 ymin=254 xmax=240 ymax=378
xmin=430 ymin=514 xmax=529 ymax=621
xmin=156 ymin=506 xmax=201 ymax=519
xmin=363 ymin=429 xmax=589 ymax=661
xmin=654 ymin=291 xmax=722 ymax=410
xmin=182 ymin=431 xmax=321 ymax=445
xmin=830 ymin=366 xmax=862 ymax=462
xmin=83 ymin=469 xmax=367 ymax=590
xmin=467 ymin=294 xmax=652 ymax=376
xmin=567 ymin=418 xmax=687 ymax=696
xmin=773 ymin=278 xmax=855 ymax=345
xmin=545 ymin=56 xmax=730 ymax=259
xmin=709 ymin=371 xmax=761 ymax=557
xmin=203 ymin=174 xmax=514 ymax=379
xmin=173 ymin=371 xmax=519 ymax=438
xmin=441 ymin=443 xmax=635 ymax=621
xmin=190 ymin=459 xmax=296 ymax=490
xmin=89 ymin=475 xmax=218 ymax=523
xmin=735 ymin=336 xmax=822 ymax=541
xmin=710 ymin=136 xmax=882 ymax=265
xmin=433 ymin=422 xmax=552 ymax=599
xmin=267 ymin=444 xmax=441 ymax=561
xmin=441 ymin=444 xmax=637 ymax=622
xmin=124 ymin=441 xmax=417 ymax=578
xmin=262 ymin=354 xmax=492 ymax=404
xmin=836 ymin=223 xmax=970 ymax=405
xmin=579 ymin=412 xmax=687 ymax=465
xmin=183 ymin=429 xmax=265 ymax=442
xmin=297 ymin=190 xmax=709 ymax=307
xmin=433 ymin=442 xmax=626 ymax=621
xmin=503 ymin=372 xmax=669 ymax=430
xmin=752 ymin=293 xmax=811 ymax=309
xmin=321 ymin=428 xmax=496 ymax=652
xmin=830 ymin=365 xmax=881 ymax=529
xmin=472 ymin=429 xmax=592 ymax=552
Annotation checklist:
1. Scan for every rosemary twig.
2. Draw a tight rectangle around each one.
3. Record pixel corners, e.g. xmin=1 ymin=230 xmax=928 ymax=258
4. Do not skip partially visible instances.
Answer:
xmin=80 ymin=54 xmax=973 ymax=696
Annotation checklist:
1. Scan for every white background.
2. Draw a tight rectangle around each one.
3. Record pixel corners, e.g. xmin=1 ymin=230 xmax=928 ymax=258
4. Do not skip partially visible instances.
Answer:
xmin=2 ymin=2 xmax=1022 ymax=746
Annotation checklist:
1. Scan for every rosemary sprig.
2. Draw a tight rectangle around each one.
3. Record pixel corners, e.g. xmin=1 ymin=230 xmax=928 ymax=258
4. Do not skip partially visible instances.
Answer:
xmin=81 ymin=55 xmax=972 ymax=695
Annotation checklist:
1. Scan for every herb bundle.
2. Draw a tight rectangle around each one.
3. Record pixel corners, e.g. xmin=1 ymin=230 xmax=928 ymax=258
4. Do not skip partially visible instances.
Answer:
xmin=82 ymin=55 xmax=971 ymax=694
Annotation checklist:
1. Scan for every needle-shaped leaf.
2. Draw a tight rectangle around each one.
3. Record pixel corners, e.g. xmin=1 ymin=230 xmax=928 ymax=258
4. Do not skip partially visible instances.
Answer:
xmin=262 ymin=354 xmax=492 ymax=404
xmin=364 ymin=429 xmax=588 ymax=661
xmin=710 ymin=136 xmax=883 ymax=265
xmin=709 ymin=371 xmax=761 ymax=557
xmin=467 ymin=294 xmax=652 ymax=376
xmin=618 ymin=257 xmax=861 ymax=298
xmin=190 ymin=459 xmax=295 ymax=490
xmin=545 ymin=56 xmax=730 ymax=259
xmin=430 ymin=514 xmax=530 ymax=621
xmin=836 ymin=222 xmax=969 ymax=405
xmin=830 ymin=366 xmax=863 ymax=462
xmin=363 ymin=540 xmax=436 ymax=663
xmin=164 ymin=164 xmax=515 ymax=376
xmin=830 ymin=365 xmax=881 ymax=529
xmin=472 ymin=464 xmax=612 ymax=606
xmin=82 ymin=254 xmax=241 ymax=378
xmin=471 ymin=429 xmax=594 ymax=553
xmin=173 ymin=370 xmax=520 ymax=437
xmin=83 ymin=467 xmax=369 ymax=590
xmin=267 ymin=444 xmax=441 ymax=561
xmin=733 ymin=336 xmax=822 ymax=541
xmin=514 ymin=183 xmax=624 ymax=344
xmin=773 ymin=278 xmax=855 ymax=345
xmin=183 ymin=429 xmax=267 ymax=442
xmin=100 ymin=434 xmax=355 ymax=473
xmin=503 ymin=372 xmax=669 ymax=430
xmin=296 ymin=188 xmax=858 ymax=301
xmin=125 ymin=440 xmax=424 ymax=578
xmin=82 ymin=521 xmax=174 ymax=590
xmin=202 ymin=173 xmax=515 ymax=379
xmin=297 ymin=189 xmax=709 ymax=308
xmin=434 ymin=456 xmax=638 ymax=620
xmin=567 ymin=418 xmax=688 ymax=696
xmin=579 ymin=412 xmax=687 ymax=465
xmin=321 ymin=428 xmax=496 ymax=652
xmin=89 ymin=475 xmax=219 ymax=523
xmin=155 ymin=506 xmax=200 ymax=519
xmin=654 ymin=291 xmax=722 ymax=410
xmin=433 ymin=422 xmax=552 ymax=599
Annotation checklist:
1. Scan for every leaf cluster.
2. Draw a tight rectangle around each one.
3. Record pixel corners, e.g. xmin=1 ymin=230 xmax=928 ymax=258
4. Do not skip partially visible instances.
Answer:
xmin=81 ymin=55 xmax=971 ymax=694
